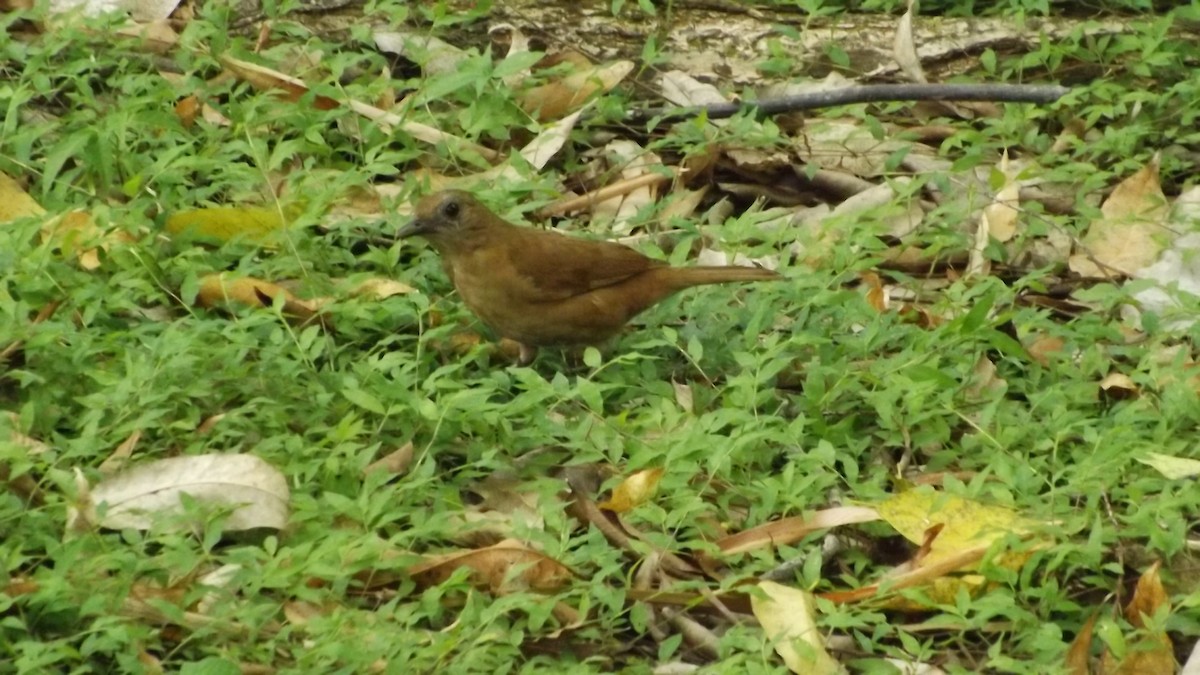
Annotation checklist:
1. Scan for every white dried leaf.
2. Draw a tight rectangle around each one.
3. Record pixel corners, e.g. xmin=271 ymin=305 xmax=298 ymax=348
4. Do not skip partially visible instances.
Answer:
xmin=89 ymin=453 xmax=289 ymax=531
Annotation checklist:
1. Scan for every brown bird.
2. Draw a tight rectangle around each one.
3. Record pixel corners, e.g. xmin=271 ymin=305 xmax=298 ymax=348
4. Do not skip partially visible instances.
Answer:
xmin=397 ymin=190 xmax=781 ymax=364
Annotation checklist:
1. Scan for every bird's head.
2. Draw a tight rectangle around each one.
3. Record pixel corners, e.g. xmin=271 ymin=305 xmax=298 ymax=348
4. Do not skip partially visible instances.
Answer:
xmin=397 ymin=190 xmax=494 ymax=250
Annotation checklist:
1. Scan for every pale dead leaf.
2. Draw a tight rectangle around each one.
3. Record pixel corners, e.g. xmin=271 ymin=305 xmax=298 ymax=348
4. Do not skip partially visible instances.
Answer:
xmin=42 ymin=210 xmax=133 ymax=270
xmin=1136 ymin=452 xmax=1200 ymax=480
xmin=346 ymin=277 xmax=416 ymax=300
xmin=114 ymin=18 xmax=178 ymax=53
xmin=752 ymin=581 xmax=840 ymax=675
xmin=0 ymin=172 xmax=46 ymax=223
xmin=1070 ymin=154 xmax=1170 ymax=277
xmin=672 ymin=381 xmax=694 ymax=413
xmin=986 ymin=151 xmax=1022 ymax=242
xmin=591 ymin=139 xmax=662 ymax=234
xmin=966 ymin=209 xmax=992 ymax=278
xmin=82 ymin=453 xmax=289 ymax=531
xmin=893 ymin=0 xmax=926 ymax=83
xmin=372 ymin=31 xmax=465 ymax=76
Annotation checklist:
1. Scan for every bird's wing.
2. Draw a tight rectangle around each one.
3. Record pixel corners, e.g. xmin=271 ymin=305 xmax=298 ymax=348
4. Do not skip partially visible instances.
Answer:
xmin=504 ymin=227 xmax=662 ymax=302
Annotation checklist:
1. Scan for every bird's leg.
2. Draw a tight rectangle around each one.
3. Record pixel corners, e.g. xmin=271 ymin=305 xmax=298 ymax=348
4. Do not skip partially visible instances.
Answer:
xmin=517 ymin=342 xmax=538 ymax=366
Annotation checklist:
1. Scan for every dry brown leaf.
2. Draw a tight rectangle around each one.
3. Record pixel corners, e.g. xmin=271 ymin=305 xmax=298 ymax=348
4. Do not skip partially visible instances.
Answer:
xmin=1101 ymin=562 xmax=1175 ymax=674
xmin=861 ymin=271 xmax=889 ymax=312
xmin=1066 ymin=613 xmax=1097 ymax=675
xmin=98 ymin=430 xmax=142 ymax=475
xmin=219 ymin=54 xmax=339 ymax=110
xmin=363 ymin=442 xmax=414 ymax=477
xmin=114 ymin=18 xmax=178 ymax=53
xmin=174 ymin=95 xmax=200 ymax=128
xmin=1026 ymin=334 xmax=1066 ymax=366
xmin=407 ymin=539 xmax=572 ymax=593
xmin=518 ymin=60 xmax=633 ymax=122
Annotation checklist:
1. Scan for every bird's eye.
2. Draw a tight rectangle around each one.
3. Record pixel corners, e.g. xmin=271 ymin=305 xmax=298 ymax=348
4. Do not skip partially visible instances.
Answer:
xmin=441 ymin=200 xmax=460 ymax=220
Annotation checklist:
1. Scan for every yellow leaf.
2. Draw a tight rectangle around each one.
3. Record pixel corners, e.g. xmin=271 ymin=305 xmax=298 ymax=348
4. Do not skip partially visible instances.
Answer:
xmin=196 ymin=273 xmax=323 ymax=322
xmin=876 ymin=487 xmax=1042 ymax=568
xmin=597 ymin=468 xmax=663 ymax=513
xmin=166 ymin=206 xmax=291 ymax=245
xmin=0 ymin=172 xmax=46 ymax=222
xmin=42 ymin=210 xmax=133 ymax=271
xmin=751 ymin=581 xmax=840 ymax=675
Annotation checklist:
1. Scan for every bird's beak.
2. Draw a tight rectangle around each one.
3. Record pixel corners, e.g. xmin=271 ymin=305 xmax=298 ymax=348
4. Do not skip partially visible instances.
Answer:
xmin=396 ymin=218 xmax=431 ymax=239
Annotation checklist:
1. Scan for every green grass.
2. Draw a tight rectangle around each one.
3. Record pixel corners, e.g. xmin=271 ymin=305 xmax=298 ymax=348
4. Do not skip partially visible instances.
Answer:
xmin=3 ymin=1 xmax=1200 ymax=673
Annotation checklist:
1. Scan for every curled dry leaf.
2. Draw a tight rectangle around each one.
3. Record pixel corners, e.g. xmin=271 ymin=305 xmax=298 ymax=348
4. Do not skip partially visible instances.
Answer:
xmin=1098 ymin=372 xmax=1138 ymax=400
xmin=219 ymin=54 xmax=338 ymax=110
xmin=79 ymin=453 xmax=289 ymax=532
xmin=672 ymin=381 xmax=694 ymax=413
xmin=717 ymin=506 xmax=881 ymax=555
xmin=893 ymin=0 xmax=927 ymax=84
xmin=1025 ymin=334 xmax=1066 ymax=366
xmin=98 ymin=430 xmax=142 ymax=475
xmin=372 ymin=30 xmax=465 ymax=76
xmin=196 ymin=273 xmax=324 ymax=322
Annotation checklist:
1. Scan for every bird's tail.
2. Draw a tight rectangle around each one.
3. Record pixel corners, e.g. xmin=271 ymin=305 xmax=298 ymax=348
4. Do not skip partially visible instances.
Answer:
xmin=660 ymin=265 xmax=781 ymax=290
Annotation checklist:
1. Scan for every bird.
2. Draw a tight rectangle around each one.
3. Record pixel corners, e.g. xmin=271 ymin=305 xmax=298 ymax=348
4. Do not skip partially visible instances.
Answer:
xmin=397 ymin=190 xmax=781 ymax=365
